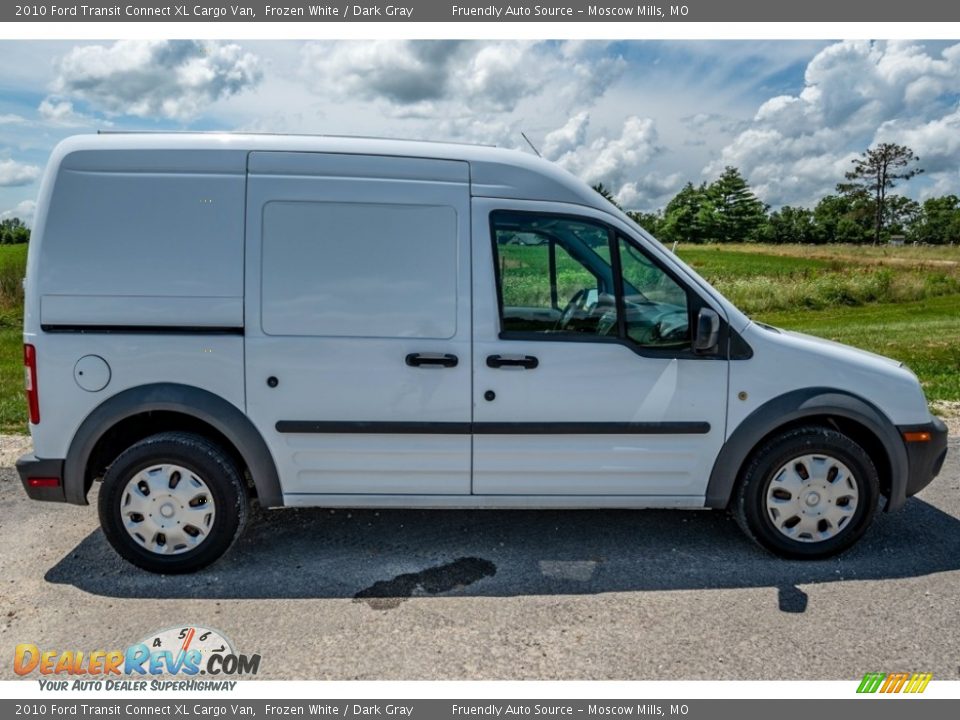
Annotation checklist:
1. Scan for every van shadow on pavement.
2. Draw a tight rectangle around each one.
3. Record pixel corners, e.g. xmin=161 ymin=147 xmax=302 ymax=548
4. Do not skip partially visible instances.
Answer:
xmin=44 ymin=496 xmax=960 ymax=611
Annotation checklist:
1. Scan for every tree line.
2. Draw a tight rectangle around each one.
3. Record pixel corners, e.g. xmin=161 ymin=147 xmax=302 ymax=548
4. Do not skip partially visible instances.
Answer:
xmin=605 ymin=143 xmax=960 ymax=245
xmin=0 ymin=217 xmax=29 ymax=245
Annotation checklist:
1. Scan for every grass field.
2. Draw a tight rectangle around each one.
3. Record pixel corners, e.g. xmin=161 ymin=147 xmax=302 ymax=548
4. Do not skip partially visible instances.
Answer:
xmin=0 ymin=242 xmax=957 ymax=433
xmin=679 ymin=245 xmax=960 ymax=314
xmin=757 ymin=295 xmax=960 ymax=407
xmin=0 ymin=244 xmax=26 ymax=433
xmin=683 ymin=243 xmax=960 ymax=406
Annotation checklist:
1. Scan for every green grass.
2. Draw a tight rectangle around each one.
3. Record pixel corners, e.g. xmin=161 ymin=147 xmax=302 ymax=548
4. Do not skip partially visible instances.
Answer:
xmin=698 ymin=242 xmax=960 ymax=265
xmin=0 ymin=325 xmax=23 ymax=433
xmin=0 ymin=245 xmax=27 ymax=433
xmin=676 ymin=246 xmax=960 ymax=315
xmin=684 ymin=244 xmax=960 ymax=406
xmin=499 ymin=244 xmax=608 ymax=307
xmin=681 ymin=246 xmax=837 ymax=278
xmin=756 ymin=294 xmax=960 ymax=404
xmin=0 ymin=244 xmax=27 ymax=308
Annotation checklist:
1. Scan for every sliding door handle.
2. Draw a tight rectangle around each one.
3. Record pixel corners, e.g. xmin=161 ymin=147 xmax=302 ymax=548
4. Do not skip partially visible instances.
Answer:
xmin=405 ymin=353 xmax=459 ymax=368
xmin=486 ymin=354 xmax=539 ymax=369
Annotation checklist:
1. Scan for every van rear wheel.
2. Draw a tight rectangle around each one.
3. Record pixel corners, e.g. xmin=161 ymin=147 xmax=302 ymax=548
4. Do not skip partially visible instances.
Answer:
xmin=733 ymin=426 xmax=880 ymax=559
xmin=98 ymin=432 xmax=248 ymax=574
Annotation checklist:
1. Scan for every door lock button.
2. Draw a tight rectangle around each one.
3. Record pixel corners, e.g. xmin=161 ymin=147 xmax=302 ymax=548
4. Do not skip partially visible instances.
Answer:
xmin=484 ymin=390 xmax=496 ymax=402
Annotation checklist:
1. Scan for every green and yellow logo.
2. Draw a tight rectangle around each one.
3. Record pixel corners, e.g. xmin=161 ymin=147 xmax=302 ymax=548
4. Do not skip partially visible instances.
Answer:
xmin=857 ymin=672 xmax=932 ymax=694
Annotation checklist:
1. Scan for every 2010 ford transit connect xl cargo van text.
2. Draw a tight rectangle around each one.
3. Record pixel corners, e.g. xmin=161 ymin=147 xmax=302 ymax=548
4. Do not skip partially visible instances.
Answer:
xmin=17 ymin=133 xmax=948 ymax=573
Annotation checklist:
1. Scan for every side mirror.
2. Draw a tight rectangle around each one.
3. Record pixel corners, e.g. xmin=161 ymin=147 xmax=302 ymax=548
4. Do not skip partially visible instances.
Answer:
xmin=693 ymin=307 xmax=720 ymax=353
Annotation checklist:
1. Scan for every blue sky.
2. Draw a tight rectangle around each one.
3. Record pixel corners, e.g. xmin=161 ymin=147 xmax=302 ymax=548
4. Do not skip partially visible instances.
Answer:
xmin=2 ymin=39 xmax=959 ymax=223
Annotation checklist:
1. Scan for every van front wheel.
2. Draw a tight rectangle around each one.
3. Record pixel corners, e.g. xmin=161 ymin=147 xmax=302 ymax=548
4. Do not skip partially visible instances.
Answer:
xmin=97 ymin=432 xmax=248 ymax=574
xmin=733 ymin=426 xmax=880 ymax=559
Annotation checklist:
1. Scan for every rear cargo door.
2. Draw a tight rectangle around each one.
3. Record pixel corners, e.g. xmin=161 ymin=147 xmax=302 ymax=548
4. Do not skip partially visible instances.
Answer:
xmin=244 ymin=152 xmax=472 ymax=501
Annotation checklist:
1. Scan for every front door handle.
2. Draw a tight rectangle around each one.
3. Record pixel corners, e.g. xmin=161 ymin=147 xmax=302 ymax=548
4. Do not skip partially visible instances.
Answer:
xmin=486 ymin=354 xmax=539 ymax=369
xmin=405 ymin=353 xmax=459 ymax=368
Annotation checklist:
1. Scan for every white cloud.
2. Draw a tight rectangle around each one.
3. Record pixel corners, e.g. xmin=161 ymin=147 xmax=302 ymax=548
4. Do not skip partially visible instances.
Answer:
xmin=615 ymin=172 xmax=685 ymax=211
xmin=0 ymin=200 xmax=37 ymax=225
xmin=0 ymin=159 xmax=41 ymax=187
xmin=681 ymin=112 xmax=748 ymax=137
xmin=876 ymin=107 xmax=960 ymax=198
xmin=459 ymin=43 xmax=539 ymax=112
xmin=543 ymin=111 xmax=589 ymax=159
xmin=920 ymin=168 xmax=960 ymax=200
xmin=49 ymin=40 xmax=263 ymax=121
xmin=876 ymin=106 xmax=960 ymax=174
xmin=301 ymin=41 xmax=464 ymax=106
xmin=548 ymin=114 xmax=662 ymax=190
xmin=0 ymin=114 xmax=26 ymax=125
xmin=300 ymin=40 xmax=623 ymax=115
xmin=541 ymin=113 xmax=678 ymax=210
xmin=708 ymin=40 xmax=960 ymax=207
xmin=433 ymin=117 xmax=524 ymax=149
xmin=38 ymin=98 xmax=98 ymax=127
xmin=1 ymin=199 xmax=36 ymax=222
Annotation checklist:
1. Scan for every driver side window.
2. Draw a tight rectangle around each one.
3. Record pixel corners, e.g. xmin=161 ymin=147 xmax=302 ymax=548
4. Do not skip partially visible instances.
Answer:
xmin=492 ymin=212 xmax=618 ymax=336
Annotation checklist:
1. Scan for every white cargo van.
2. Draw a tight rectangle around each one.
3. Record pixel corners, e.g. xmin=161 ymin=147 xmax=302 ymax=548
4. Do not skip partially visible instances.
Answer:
xmin=18 ymin=133 xmax=947 ymax=573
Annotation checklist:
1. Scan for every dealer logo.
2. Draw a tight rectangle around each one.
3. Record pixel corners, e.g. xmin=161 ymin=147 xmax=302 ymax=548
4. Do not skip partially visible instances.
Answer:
xmin=14 ymin=625 xmax=261 ymax=681
xmin=137 ymin=625 xmax=260 ymax=676
xmin=856 ymin=672 xmax=932 ymax=694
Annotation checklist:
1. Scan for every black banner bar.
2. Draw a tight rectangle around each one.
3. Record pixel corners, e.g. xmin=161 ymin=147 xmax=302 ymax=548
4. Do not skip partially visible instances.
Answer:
xmin=4 ymin=1 xmax=960 ymax=22
xmin=2 ymin=699 xmax=958 ymax=719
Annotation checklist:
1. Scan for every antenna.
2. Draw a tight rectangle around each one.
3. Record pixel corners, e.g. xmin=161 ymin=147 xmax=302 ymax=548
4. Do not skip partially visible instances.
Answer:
xmin=521 ymin=132 xmax=542 ymax=158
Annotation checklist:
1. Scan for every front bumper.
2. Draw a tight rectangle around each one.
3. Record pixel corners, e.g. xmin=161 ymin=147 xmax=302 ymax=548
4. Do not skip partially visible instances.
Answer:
xmin=16 ymin=453 xmax=66 ymax=502
xmin=899 ymin=416 xmax=949 ymax=499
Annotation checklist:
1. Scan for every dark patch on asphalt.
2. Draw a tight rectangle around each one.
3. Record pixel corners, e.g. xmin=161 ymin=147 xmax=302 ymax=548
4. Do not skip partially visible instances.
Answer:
xmin=777 ymin=584 xmax=809 ymax=613
xmin=354 ymin=557 xmax=497 ymax=610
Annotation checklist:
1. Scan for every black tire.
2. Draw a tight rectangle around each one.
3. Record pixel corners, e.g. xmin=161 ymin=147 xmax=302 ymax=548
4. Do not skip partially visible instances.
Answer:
xmin=733 ymin=426 xmax=880 ymax=559
xmin=97 ymin=432 xmax=248 ymax=574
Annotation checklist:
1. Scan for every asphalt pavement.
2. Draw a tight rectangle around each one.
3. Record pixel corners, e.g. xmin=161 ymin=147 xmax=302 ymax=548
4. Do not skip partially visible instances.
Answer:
xmin=2 ymin=441 xmax=958 ymax=680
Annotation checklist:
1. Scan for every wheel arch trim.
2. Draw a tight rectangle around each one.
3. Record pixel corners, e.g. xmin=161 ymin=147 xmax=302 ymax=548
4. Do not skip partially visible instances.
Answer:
xmin=705 ymin=387 xmax=908 ymax=512
xmin=63 ymin=383 xmax=284 ymax=508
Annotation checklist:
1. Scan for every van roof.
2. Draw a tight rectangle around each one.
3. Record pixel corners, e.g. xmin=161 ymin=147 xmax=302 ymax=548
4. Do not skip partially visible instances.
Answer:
xmin=52 ymin=132 xmax=610 ymax=211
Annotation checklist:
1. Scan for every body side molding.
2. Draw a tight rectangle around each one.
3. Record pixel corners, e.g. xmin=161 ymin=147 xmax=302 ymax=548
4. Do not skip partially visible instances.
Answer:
xmin=276 ymin=420 xmax=711 ymax=435
xmin=41 ymin=325 xmax=243 ymax=335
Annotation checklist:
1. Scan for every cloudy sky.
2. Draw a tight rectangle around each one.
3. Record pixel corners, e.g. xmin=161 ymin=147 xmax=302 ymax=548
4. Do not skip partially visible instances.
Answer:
xmin=1 ymin=39 xmax=959 ymax=223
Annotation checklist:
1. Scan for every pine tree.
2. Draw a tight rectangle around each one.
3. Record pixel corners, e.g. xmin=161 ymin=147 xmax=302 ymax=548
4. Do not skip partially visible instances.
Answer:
xmin=837 ymin=143 xmax=922 ymax=245
xmin=707 ymin=166 xmax=768 ymax=243
xmin=592 ymin=183 xmax=622 ymax=210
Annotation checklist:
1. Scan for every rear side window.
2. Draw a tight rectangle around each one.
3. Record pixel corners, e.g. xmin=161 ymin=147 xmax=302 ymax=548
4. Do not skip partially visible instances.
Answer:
xmin=261 ymin=201 xmax=458 ymax=338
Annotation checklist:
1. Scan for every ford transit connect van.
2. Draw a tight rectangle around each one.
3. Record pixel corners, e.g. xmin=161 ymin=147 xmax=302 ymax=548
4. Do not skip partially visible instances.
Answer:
xmin=17 ymin=133 xmax=948 ymax=573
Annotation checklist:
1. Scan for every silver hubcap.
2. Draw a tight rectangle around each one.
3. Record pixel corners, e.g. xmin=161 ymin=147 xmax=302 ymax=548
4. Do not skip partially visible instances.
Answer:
xmin=765 ymin=454 xmax=859 ymax=543
xmin=120 ymin=464 xmax=216 ymax=555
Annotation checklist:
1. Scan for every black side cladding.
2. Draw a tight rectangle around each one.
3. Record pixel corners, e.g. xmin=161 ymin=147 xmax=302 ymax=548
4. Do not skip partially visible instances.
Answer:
xmin=706 ymin=388 xmax=910 ymax=512
xmin=63 ymin=383 xmax=283 ymax=508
